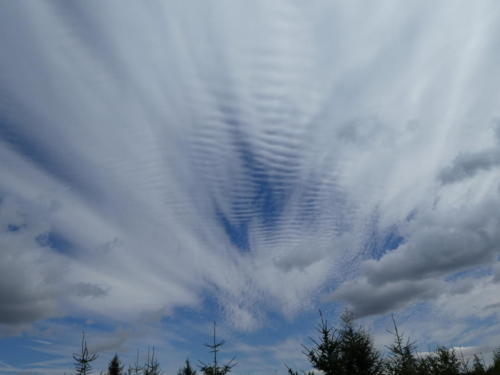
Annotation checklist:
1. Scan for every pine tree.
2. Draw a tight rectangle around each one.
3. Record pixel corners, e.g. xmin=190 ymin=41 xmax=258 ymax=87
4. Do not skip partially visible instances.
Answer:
xmin=144 ymin=347 xmax=161 ymax=375
xmin=178 ymin=359 xmax=196 ymax=375
xmin=199 ymin=322 xmax=236 ymax=375
xmin=437 ymin=347 xmax=461 ymax=375
xmin=337 ymin=310 xmax=383 ymax=375
xmin=385 ymin=315 xmax=417 ymax=375
xmin=303 ymin=310 xmax=342 ymax=375
xmin=302 ymin=310 xmax=383 ymax=375
xmin=470 ymin=354 xmax=486 ymax=375
xmin=487 ymin=348 xmax=500 ymax=375
xmin=127 ymin=349 xmax=142 ymax=375
xmin=108 ymin=354 xmax=124 ymax=375
xmin=420 ymin=347 xmax=461 ymax=375
xmin=73 ymin=332 xmax=98 ymax=375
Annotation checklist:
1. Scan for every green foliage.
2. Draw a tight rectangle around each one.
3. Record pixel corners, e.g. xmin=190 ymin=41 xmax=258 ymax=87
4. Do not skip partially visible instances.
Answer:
xmin=385 ymin=316 xmax=417 ymax=375
xmin=178 ymin=359 xmax=196 ymax=375
xmin=415 ymin=347 xmax=461 ymax=375
xmin=470 ymin=355 xmax=486 ymax=375
xmin=199 ymin=322 xmax=236 ymax=375
xmin=73 ymin=332 xmax=98 ymax=375
xmin=108 ymin=354 xmax=124 ymax=375
xmin=303 ymin=310 xmax=383 ymax=375
xmin=487 ymin=348 xmax=500 ymax=375
xmin=433 ymin=347 xmax=461 ymax=375
xmin=68 ymin=317 xmax=500 ymax=375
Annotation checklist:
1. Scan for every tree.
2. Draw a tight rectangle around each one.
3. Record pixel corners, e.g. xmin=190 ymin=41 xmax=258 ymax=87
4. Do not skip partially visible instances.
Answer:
xmin=418 ymin=347 xmax=461 ymax=375
xmin=199 ymin=322 xmax=236 ymax=375
xmin=178 ymin=359 xmax=197 ymax=375
xmin=385 ymin=315 xmax=417 ymax=375
xmin=470 ymin=355 xmax=486 ymax=375
xmin=302 ymin=310 xmax=383 ymax=375
xmin=108 ymin=354 xmax=124 ymax=375
xmin=144 ymin=347 xmax=161 ymax=375
xmin=127 ymin=350 xmax=142 ymax=375
xmin=435 ymin=347 xmax=461 ymax=375
xmin=303 ymin=310 xmax=342 ymax=375
xmin=487 ymin=348 xmax=500 ymax=375
xmin=73 ymin=331 xmax=98 ymax=375
xmin=337 ymin=310 xmax=383 ymax=375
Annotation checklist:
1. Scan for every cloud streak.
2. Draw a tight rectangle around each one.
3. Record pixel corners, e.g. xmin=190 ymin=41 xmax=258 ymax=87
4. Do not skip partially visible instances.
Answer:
xmin=1 ymin=0 xmax=500 ymax=348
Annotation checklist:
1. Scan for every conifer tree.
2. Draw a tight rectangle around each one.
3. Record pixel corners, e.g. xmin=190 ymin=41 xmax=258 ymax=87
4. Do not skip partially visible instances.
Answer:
xmin=108 ymin=354 xmax=124 ymax=375
xmin=144 ymin=347 xmax=161 ymax=375
xmin=337 ymin=310 xmax=383 ymax=375
xmin=487 ymin=348 xmax=500 ymax=375
xmin=435 ymin=347 xmax=461 ymax=375
xmin=470 ymin=354 xmax=486 ymax=375
xmin=303 ymin=310 xmax=382 ymax=375
xmin=127 ymin=349 xmax=142 ymax=375
xmin=385 ymin=315 xmax=417 ymax=375
xmin=303 ymin=310 xmax=342 ymax=375
xmin=73 ymin=332 xmax=98 ymax=375
xmin=199 ymin=322 xmax=236 ymax=375
xmin=418 ymin=347 xmax=461 ymax=375
xmin=178 ymin=359 xmax=196 ymax=375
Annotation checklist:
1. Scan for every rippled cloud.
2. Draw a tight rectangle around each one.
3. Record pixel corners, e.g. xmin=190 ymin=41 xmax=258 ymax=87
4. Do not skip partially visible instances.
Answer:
xmin=1 ymin=1 xmax=500 ymax=366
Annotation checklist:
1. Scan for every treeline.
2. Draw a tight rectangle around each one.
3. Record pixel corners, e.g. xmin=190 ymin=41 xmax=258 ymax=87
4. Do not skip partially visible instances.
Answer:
xmin=72 ymin=312 xmax=500 ymax=375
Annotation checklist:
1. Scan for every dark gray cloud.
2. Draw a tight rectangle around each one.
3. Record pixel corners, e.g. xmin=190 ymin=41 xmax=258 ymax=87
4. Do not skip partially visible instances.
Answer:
xmin=0 ymin=247 xmax=60 ymax=325
xmin=71 ymin=283 xmax=108 ymax=298
xmin=493 ymin=263 xmax=500 ymax=283
xmin=439 ymin=122 xmax=500 ymax=185
xmin=363 ymin=224 xmax=499 ymax=286
xmin=439 ymin=149 xmax=500 ymax=184
xmin=331 ymin=183 xmax=500 ymax=317
xmin=331 ymin=279 xmax=442 ymax=318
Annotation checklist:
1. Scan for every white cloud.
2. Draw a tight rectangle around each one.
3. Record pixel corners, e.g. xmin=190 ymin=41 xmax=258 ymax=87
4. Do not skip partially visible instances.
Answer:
xmin=1 ymin=0 xmax=500 ymax=349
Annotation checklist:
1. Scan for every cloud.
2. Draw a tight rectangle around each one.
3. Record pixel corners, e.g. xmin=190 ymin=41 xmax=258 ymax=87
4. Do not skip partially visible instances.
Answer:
xmin=439 ymin=150 xmax=500 ymax=185
xmin=0 ymin=196 xmax=64 ymax=324
xmin=330 ymin=278 xmax=442 ymax=318
xmin=331 ymin=163 xmax=500 ymax=317
xmin=1 ymin=0 xmax=500 ymax=345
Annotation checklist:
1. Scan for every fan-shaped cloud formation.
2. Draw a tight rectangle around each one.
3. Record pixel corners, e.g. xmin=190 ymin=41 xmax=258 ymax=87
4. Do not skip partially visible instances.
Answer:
xmin=1 ymin=0 xmax=500 ymax=341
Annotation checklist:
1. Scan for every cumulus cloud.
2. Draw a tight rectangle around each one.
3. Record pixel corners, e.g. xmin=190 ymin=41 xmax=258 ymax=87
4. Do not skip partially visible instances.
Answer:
xmin=332 ymin=169 xmax=500 ymax=317
xmin=331 ymin=278 xmax=442 ymax=318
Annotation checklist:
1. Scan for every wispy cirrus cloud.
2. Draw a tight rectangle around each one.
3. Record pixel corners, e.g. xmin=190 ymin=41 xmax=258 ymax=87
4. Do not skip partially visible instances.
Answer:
xmin=1 ymin=0 xmax=500 ymax=372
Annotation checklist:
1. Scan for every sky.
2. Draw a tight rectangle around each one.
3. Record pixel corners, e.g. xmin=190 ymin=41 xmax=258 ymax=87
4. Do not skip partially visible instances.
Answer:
xmin=1 ymin=0 xmax=500 ymax=374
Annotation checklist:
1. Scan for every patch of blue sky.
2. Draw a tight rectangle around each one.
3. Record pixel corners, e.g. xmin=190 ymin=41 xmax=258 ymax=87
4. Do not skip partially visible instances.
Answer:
xmin=214 ymin=134 xmax=298 ymax=251
xmin=365 ymin=224 xmax=404 ymax=261
xmin=215 ymin=206 xmax=250 ymax=251
xmin=444 ymin=265 xmax=494 ymax=283
xmin=7 ymin=223 xmax=24 ymax=232
xmin=0 ymin=336 xmax=54 ymax=367
xmin=35 ymin=231 xmax=75 ymax=256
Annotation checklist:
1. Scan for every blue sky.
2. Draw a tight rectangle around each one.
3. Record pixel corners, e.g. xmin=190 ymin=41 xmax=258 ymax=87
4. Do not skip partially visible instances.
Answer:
xmin=1 ymin=1 xmax=500 ymax=374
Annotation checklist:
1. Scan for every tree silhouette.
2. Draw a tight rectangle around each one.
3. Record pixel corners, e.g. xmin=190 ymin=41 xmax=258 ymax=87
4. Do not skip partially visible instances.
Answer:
xmin=199 ymin=322 xmax=236 ymax=375
xmin=127 ymin=349 xmax=142 ymax=375
xmin=416 ymin=347 xmax=461 ymax=375
xmin=470 ymin=354 xmax=486 ymax=375
xmin=108 ymin=354 xmax=124 ymax=375
xmin=385 ymin=315 xmax=417 ymax=375
xmin=487 ymin=348 xmax=500 ymax=375
xmin=178 ymin=359 xmax=197 ymax=375
xmin=302 ymin=310 xmax=383 ymax=375
xmin=73 ymin=331 xmax=98 ymax=375
xmin=144 ymin=347 xmax=161 ymax=375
